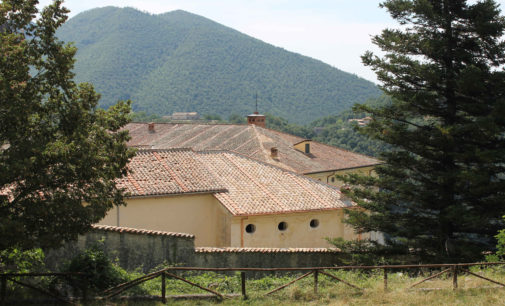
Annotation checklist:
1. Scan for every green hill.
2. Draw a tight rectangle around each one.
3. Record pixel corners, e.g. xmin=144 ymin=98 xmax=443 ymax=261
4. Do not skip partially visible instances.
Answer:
xmin=57 ymin=7 xmax=381 ymax=124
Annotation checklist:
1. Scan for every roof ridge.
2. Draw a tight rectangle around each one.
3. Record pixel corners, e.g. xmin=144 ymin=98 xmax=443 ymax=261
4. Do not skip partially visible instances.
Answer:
xmin=136 ymin=148 xmax=194 ymax=153
xmin=130 ymin=121 xmax=248 ymax=127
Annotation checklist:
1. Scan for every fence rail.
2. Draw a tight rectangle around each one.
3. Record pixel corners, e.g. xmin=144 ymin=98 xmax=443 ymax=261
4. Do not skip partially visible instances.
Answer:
xmin=1 ymin=262 xmax=504 ymax=304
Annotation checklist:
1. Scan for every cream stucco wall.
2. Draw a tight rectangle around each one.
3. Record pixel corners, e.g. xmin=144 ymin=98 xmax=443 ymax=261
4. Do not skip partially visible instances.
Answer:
xmin=230 ymin=210 xmax=364 ymax=248
xmin=98 ymin=193 xmax=232 ymax=247
xmin=306 ymin=166 xmax=375 ymax=188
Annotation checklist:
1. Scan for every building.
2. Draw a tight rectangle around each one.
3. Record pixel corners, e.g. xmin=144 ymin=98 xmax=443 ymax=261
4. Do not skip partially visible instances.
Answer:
xmin=98 ymin=149 xmax=364 ymax=248
xmin=125 ymin=119 xmax=380 ymax=187
xmin=171 ymin=112 xmax=200 ymax=121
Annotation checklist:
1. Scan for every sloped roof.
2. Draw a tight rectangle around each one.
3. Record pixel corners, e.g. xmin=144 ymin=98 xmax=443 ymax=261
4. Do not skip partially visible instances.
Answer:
xmin=121 ymin=149 xmax=353 ymax=216
xmin=125 ymin=123 xmax=380 ymax=174
xmin=117 ymin=148 xmax=227 ymax=197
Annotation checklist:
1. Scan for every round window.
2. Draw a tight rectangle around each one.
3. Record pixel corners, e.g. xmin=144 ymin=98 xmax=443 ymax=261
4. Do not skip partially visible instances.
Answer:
xmin=278 ymin=221 xmax=288 ymax=231
xmin=245 ymin=224 xmax=256 ymax=233
xmin=310 ymin=219 xmax=319 ymax=228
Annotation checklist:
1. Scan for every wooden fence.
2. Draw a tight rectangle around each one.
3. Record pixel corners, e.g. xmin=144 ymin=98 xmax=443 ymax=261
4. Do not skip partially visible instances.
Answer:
xmin=1 ymin=262 xmax=505 ymax=304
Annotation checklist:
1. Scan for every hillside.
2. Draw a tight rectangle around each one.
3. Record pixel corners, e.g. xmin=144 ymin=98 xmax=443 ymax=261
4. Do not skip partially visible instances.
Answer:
xmin=57 ymin=7 xmax=381 ymax=124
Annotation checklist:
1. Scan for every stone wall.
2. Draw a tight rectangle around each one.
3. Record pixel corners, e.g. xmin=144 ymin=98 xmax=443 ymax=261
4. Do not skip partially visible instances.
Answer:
xmin=192 ymin=248 xmax=341 ymax=269
xmin=45 ymin=225 xmax=195 ymax=272
xmin=45 ymin=225 xmax=343 ymax=273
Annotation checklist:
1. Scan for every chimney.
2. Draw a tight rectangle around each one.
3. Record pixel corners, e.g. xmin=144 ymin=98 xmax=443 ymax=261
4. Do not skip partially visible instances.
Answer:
xmin=148 ymin=122 xmax=155 ymax=132
xmin=270 ymin=147 xmax=278 ymax=158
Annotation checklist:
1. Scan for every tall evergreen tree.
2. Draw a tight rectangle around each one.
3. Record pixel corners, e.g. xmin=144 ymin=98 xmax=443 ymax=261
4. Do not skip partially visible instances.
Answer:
xmin=0 ymin=0 xmax=134 ymax=250
xmin=345 ymin=0 xmax=505 ymax=262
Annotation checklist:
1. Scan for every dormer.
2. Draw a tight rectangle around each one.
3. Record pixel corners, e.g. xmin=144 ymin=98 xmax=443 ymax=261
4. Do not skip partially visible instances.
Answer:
xmin=294 ymin=139 xmax=312 ymax=154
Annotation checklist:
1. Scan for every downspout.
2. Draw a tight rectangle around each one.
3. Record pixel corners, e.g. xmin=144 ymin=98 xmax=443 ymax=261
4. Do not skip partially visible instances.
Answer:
xmin=240 ymin=218 xmax=244 ymax=247
xmin=326 ymin=171 xmax=337 ymax=184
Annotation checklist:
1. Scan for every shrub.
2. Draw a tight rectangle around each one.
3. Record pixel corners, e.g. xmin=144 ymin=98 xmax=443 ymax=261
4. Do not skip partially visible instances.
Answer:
xmin=53 ymin=246 xmax=128 ymax=297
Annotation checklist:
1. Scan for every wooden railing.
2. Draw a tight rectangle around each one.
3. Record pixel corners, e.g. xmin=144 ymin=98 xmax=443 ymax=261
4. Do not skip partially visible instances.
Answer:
xmin=1 ymin=262 xmax=504 ymax=304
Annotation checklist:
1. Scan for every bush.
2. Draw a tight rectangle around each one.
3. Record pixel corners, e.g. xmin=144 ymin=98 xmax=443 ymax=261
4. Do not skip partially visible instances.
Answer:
xmin=0 ymin=248 xmax=45 ymax=273
xmin=495 ymin=216 xmax=505 ymax=260
xmin=53 ymin=246 xmax=128 ymax=297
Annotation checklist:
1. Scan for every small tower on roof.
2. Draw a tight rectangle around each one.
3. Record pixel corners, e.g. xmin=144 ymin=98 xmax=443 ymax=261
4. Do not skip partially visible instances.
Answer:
xmin=247 ymin=93 xmax=266 ymax=128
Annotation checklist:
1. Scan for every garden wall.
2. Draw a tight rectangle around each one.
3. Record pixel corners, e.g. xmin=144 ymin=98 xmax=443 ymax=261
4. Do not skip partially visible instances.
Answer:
xmin=45 ymin=225 xmax=342 ymax=272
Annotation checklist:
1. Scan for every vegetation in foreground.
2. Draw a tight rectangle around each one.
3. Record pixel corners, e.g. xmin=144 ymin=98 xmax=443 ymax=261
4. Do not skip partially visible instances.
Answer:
xmin=47 ymin=266 xmax=505 ymax=305
xmin=3 ymin=246 xmax=505 ymax=305
xmin=0 ymin=0 xmax=134 ymax=251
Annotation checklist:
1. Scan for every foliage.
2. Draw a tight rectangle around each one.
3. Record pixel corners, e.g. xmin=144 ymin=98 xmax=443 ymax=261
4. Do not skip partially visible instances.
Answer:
xmin=495 ymin=216 xmax=505 ymax=259
xmin=343 ymin=0 xmax=505 ymax=262
xmin=53 ymin=245 xmax=129 ymax=296
xmin=310 ymin=95 xmax=392 ymax=157
xmin=202 ymin=114 xmax=223 ymax=122
xmin=265 ymin=113 xmax=314 ymax=139
xmin=0 ymin=248 xmax=45 ymax=273
xmin=55 ymin=7 xmax=381 ymax=124
xmin=0 ymin=0 xmax=135 ymax=251
xmin=228 ymin=113 xmax=247 ymax=124
xmin=326 ymin=238 xmax=410 ymax=266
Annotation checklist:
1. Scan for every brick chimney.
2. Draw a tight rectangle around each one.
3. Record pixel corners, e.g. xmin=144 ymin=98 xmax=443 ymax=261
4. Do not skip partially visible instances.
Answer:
xmin=270 ymin=147 xmax=278 ymax=158
xmin=247 ymin=112 xmax=266 ymax=128
xmin=148 ymin=122 xmax=155 ymax=132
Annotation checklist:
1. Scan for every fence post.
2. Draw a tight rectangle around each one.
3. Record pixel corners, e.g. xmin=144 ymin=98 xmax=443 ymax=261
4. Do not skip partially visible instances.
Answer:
xmin=383 ymin=268 xmax=388 ymax=291
xmin=314 ymin=270 xmax=319 ymax=294
xmin=452 ymin=266 xmax=458 ymax=290
xmin=1 ymin=275 xmax=6 ymax=305
xmin=161 ymin=272 xmax=166 ymax=304
xmin=241 ymin=272 xmax=247 ymax=300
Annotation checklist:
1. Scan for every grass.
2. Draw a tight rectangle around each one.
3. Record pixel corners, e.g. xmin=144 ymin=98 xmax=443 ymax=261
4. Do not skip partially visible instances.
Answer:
xmin=99 ymin=265 xmax=505 ymax=305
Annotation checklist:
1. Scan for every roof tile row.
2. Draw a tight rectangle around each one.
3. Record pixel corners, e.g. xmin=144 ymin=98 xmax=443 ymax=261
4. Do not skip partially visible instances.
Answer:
xmin=91 ymin=225 xmax=195 ymax=238
xmin=195 ymin=247 xmax=340 ymax=253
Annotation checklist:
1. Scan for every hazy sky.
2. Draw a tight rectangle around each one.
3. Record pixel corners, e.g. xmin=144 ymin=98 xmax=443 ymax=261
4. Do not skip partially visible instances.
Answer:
xmin=37 ymin=0 xmax=505 ymax=84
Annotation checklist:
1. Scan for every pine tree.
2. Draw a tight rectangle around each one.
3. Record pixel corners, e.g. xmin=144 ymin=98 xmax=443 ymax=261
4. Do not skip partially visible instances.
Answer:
xmin=0 ymin=0 xmax=134 ymax=250
xmin=345 ymin=0 xmax=505 ymax=262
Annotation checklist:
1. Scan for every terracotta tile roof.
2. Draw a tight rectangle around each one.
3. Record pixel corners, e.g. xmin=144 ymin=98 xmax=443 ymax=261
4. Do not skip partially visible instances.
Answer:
xmin=195 ymin=247 xmax=339 ymax=253
xmin=117 ymin=148 xmax=227 ymax=197
xmin=197 ymin=151 xmax=353 ymax=215
xmin=125 ymin=123 xmax=380 ymax=174
xmin=119 ymin=149 xmax=353 ymax=215
xmin=91 ymin=224 xmax=195 ymax=238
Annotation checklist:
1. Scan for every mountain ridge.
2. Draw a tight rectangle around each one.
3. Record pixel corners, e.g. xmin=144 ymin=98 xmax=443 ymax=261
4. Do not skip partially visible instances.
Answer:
xmin=58 ymin=7 xmax=381 ymax=124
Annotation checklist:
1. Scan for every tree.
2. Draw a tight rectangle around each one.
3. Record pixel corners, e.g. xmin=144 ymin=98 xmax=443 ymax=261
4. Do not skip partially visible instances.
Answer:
xmin=344 ymin=0 xmax=505 ymax=262
xmin=0 ymin=0 xmax=134 ymax=251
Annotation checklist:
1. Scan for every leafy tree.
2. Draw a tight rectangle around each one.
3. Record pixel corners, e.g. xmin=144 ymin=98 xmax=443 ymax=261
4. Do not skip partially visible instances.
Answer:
xmin=0 ymin=0 xmax=134 ymax=251
xmin=344 ymin=0 xmax=505 ymax=262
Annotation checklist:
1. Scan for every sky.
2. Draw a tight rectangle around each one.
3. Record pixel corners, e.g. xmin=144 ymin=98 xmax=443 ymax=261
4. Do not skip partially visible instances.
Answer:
xmin=37 ymin=0 xmax=505 ymax=84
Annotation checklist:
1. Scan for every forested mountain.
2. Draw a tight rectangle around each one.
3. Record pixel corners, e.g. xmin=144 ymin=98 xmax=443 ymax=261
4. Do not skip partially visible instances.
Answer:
xmin=57 ymin=7 xmax=381 ymax=124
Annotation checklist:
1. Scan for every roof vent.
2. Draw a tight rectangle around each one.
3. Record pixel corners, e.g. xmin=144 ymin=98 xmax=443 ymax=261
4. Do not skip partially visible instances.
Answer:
xmin=148 ymin=122 xmax=155 ymax=132
xmin=270 ymin=147 xmax=278 ymax=158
